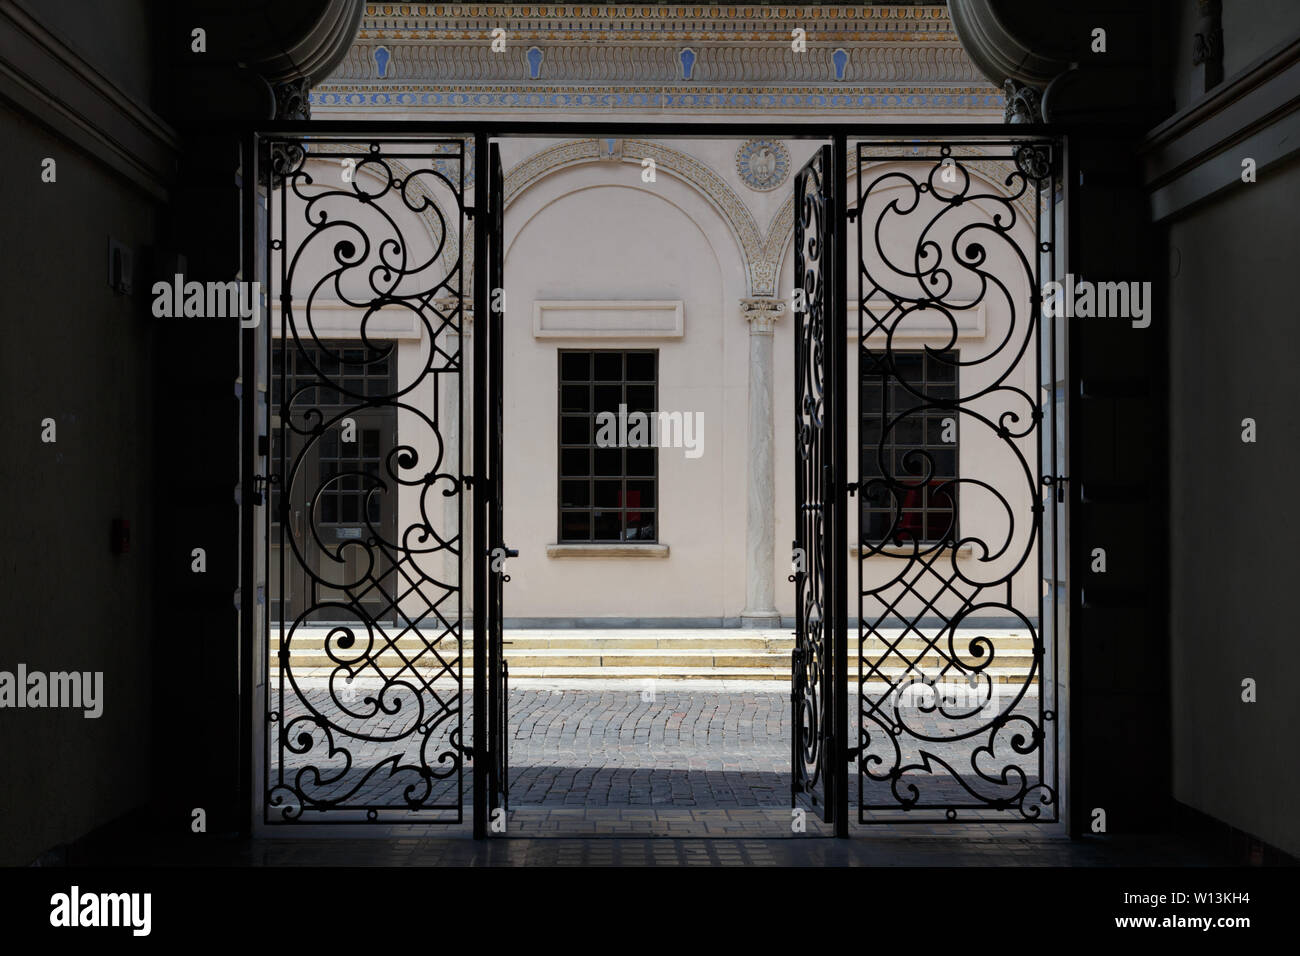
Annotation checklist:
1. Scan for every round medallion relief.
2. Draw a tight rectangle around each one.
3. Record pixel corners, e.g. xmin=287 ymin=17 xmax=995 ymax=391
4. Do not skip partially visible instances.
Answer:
xmin=736 ymin=138 xmax=790 ymax=192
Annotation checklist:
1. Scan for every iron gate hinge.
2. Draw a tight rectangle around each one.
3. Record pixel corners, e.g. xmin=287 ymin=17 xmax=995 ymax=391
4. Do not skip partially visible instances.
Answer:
xmin=844 ymin=745 xmax=862 ymax=764
xmin=846 ymin=205 xmax=860 ymax=222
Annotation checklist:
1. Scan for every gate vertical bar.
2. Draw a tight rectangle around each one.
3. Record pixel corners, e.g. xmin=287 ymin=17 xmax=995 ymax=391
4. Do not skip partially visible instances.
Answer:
xmin=486 ymin=142 xmax=508 ymax=818
xmin=830 ymin=133 xmax=850 ymax=837
xmin=237 ymin=132 xmax=258 ymax=835
xmin=472 ymin=132 xmax=490 ymax=839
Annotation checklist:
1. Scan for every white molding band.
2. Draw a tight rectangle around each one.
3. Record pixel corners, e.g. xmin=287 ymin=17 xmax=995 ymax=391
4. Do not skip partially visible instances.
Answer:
xmin=545 ymin=543 xmax=670 ymax=558
xmin=274 ymin=301 xmax=425 ymax=339
xmin=533 ymin=299 xmax=685 ymax=339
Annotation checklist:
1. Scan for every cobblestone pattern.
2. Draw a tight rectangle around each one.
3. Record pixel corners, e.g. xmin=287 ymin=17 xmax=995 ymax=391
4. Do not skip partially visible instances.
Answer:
xmin=273 ymin=685 xmax=1048 ymax=829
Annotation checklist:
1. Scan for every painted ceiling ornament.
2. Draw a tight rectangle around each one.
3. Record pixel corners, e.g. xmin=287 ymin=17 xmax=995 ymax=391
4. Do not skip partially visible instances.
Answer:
xmin=735 ymin=138 xmax=790 ymax=192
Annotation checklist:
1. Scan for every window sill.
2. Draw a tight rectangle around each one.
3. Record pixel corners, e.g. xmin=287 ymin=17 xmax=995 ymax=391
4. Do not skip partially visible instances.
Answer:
xmin=851 ymin=543 xmax=974 ymax=557
xmin=546 ymin=543 xmax=670 ymax=558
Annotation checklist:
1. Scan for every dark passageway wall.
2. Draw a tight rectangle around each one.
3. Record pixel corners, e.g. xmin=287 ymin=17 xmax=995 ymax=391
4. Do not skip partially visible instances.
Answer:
xmin=0 ymin=0 xmax=362 ymax=864
xmin=0 ymin=0 xmax=163 ymax=866
xmin=1165 ymin=159 xmax=1300 ymax=858
xmin=1149 ymin=0 xmax=1300 ymax=859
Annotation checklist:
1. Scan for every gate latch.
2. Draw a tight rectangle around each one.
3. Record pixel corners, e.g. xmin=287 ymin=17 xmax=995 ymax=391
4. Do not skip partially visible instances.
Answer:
xmin=1042 ymin=474 xmax=1070 ymax=503
xmin=250 ymin=473 xmax=279 ymax=506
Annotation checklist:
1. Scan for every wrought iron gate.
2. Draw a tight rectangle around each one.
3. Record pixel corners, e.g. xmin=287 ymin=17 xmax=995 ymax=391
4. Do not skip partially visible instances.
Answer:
xmin=791 ymin=143 xmax=849 ymax=833
xmin=263 ymin=135 xmax=469 ymax=823
xmin=853 ymin=139 xmax=1061 ymax=823
xmin=247 ymin=123 xmax=1065 ymax=835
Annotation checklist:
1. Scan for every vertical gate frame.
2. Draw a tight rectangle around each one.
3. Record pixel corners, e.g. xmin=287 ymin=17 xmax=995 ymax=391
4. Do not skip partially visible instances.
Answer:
xmin=471 ymin=132 xmax=490 ymax=839
xmin=237 ymin=133 xmax=259 ymax=836
xmin=829 ymin=133 xmax=850 ymax=838
xmin=237 ymin=121 xmax=1067 ymax=840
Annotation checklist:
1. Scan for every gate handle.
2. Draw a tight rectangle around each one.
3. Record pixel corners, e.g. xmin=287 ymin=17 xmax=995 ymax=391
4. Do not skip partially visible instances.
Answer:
xmin=505 ymin=547 xmax=519 ymax=558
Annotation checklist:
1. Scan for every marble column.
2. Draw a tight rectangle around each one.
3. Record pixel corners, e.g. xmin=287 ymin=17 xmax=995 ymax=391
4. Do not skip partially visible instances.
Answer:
xmin=739 ymin=297 xmax=786 ymax=627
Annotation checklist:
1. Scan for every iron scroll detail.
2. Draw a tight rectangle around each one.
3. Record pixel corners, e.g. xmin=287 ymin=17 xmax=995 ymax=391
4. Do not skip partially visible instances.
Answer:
xmin=265 ymin=137 xmax=469 ymax=823
xmin=791 ymin=145 xmax=835 ymax=820
xmin=854 ymin=139 xmax=1061 ymax=823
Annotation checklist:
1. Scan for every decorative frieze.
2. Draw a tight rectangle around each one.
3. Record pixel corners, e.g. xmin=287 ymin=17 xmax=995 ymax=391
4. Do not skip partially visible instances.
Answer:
xmin=313 ymin=4 xmax=1001 ymax=114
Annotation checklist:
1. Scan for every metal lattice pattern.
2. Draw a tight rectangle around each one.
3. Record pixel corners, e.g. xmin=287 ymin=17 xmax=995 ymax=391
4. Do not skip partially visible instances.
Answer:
xmin=854 ymin=140 xmax=1060 ymax=823
xmin=265 ymin=138 xmax=468 ymax=823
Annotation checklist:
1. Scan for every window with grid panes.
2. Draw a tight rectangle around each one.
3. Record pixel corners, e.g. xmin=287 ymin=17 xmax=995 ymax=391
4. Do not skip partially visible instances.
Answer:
xmin=558 ymin=350 xmax=658 ymax=542
xmin=860 ymin=349 xmax=959 ymax=546
xmin=270 ymin=341 xmax=396 ymax=530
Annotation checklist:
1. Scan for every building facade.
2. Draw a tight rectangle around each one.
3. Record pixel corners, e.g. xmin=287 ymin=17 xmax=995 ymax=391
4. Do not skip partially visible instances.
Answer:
xmin=276 ymin=3 xmax=1053 ymax=627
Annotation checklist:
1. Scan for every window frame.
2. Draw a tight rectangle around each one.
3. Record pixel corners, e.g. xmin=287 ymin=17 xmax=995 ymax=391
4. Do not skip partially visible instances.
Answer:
xmin=270 ymin=339 xmax=398 ymax=533
xmin=859 ymin=347 xmax=961 ymax=548
xmin=556 ymin=348 xmax=659 ymax=544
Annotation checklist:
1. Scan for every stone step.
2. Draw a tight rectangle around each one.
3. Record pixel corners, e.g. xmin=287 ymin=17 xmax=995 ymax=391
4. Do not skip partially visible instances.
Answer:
xmin=267 ymin=628 xmax=1040 ymax=681
xmin=267 ymin=663 xmax=1036 ymax=683
xmin=271 ymin=644 xmax=1036 ymax=661
xmin=271 ymin=632 xmax=1037 ymax=652
xmin=272 ymin=646 xmax=1035 ymax=664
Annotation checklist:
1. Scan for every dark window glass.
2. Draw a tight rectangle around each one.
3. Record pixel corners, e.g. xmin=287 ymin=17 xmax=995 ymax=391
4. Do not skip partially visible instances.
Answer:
xmin=561 ymin=384 xmax=588 ymax=412
xmin=860 ymin=349 xmax=959 ymax=546
xmin=560 ymin=481 xmax=589 ymax=508
xmin=560 ymin=352 xmax=590 ymax=380
xmin=270 ymin=340 xmax=395 ymax=534
xmin=593 ymin=352 xmax=623 ymax=381
xmin=557 ymin=349 xmax=658 ymax=542
xmin=626 ymin=352 xmax=656 ymax=381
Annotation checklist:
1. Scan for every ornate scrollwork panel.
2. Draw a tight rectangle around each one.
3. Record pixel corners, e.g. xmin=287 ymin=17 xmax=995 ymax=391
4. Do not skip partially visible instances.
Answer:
xmin=855 ymin=140 xmax=1060 ymax=823
xmin=265 ymin=137 xmax=469 ymax=823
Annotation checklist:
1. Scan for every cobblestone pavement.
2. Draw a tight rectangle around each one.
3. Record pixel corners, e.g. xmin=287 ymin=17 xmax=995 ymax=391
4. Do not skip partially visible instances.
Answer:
xmin=271 ymin=680 xmax=1050 ymax=835
xmin=506 ymin=687 xmax=789 ymax=808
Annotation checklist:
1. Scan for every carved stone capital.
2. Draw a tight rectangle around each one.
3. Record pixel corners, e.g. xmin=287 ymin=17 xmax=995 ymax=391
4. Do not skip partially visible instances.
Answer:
xmin=274 ymin=77 xmax=313 ymax=121
xmin=1002 ymin=79 xmax=1043 ymax=124
xmin=740 ymin=297 xmax=786 ymax=334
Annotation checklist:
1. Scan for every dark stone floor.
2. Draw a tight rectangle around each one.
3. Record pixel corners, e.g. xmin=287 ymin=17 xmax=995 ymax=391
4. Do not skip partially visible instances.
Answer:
xmin=49 ymin=688 xmax=1287 ymax=867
